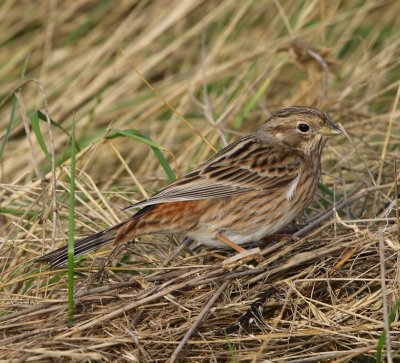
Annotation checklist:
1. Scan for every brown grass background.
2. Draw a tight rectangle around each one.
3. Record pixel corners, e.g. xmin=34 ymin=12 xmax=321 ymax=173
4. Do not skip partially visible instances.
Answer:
xmin=1 ymin=0 xmax=400 ymax=361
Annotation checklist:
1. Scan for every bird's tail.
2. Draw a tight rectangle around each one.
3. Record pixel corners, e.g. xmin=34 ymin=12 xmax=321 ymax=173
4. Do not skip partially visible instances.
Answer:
xmin=36 ymin=221 xmax=127 ymax=268
xmin=37 ymin=205 xmax=156 ymax=268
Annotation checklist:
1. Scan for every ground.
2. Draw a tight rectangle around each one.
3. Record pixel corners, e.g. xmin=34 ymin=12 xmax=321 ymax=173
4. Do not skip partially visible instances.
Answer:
xmin=1 ymin=1 xmax=400 ymax=362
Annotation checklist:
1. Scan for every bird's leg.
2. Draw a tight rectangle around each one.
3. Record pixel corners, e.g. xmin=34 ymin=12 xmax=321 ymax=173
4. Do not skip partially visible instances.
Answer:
xmin=217 ymin=234 xmax=246 ymax=253
xmin=217 ymin=234 xmax=264 ymax=264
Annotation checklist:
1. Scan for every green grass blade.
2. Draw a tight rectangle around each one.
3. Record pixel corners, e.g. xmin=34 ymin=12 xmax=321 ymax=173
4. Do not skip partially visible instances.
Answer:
xmin=106 ymin=128 xmax=176 ymax=182
xmin=36 ymin=110 xmax=74 ymax=143
xmin=0 ymin=207 xmax=39 ymax=218
xmin=106 ymin=128 xmax=164 ymax=148
xmin=150 ymin=146 xmax=176 ymax=182
xmin=376 ymin=296 xmax=400 ymax=362
xmin=0 ymin=97 xmax=17 ymax=162
xmin=224 ymin=331 xmax=237 ymax=363
xmin=67 ymin=117 xmax=77 ymax=325
xmin=0 ymin=55 xmax=30 ymax=162
xmin=30 ymin=111 xmax=50 ymax=161
xmin=318 ymin=182 xmax=335 ymax=199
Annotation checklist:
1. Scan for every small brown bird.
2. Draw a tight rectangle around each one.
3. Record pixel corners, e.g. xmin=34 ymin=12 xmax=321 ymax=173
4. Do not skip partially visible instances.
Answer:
xmin=38 ymin=106 xmax=341 ymax=267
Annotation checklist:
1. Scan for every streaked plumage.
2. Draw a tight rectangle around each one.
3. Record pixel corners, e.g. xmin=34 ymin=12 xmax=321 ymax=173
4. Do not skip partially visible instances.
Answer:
xmin=38 ymin=106 xmax=341 ymax=267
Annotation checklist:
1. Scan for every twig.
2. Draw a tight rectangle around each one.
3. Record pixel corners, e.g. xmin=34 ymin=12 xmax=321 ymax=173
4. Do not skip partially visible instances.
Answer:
xmin=377 ymin=84 xmax=400 ymax=187
xmin=251 ymin=285 xmax=293 ymax=362
xmin=0 ymin=281 xmax=139 ymax=325
xmin=330 ymin=346 xmax=376 ymax=363
xmin=200 ymin=31 xmax=228 ymax=147
xmin=251 ymin=234 xmax=367 ymax=285
xmin=56 ymin=265 xmax=229 ymax=338
xmin=378 ymin=228 xmax=393 ymax=363
xmin=15 ymin=92 xmax=42 ymax=182
xmin=340 ymin=126 xmax=376 ymax=187
xmin=169 ymin=281 xmax=229 ymax=363
xmin=307 ymin=49 xmax=329 ymax=108
xmin=121 ymin=49 xmax=217 ymax=153
xmin=7 ymin=79 xmax=58 ymax=249
xmin=394 ymin=158 xmax=400 ymax=239
xmin=34 ymin=79 xmax=58 ymax=250
xmin=293 ymin=184 xmax=392 ymax=238
xmin=159 ymin=237 xmax=193 ymax=268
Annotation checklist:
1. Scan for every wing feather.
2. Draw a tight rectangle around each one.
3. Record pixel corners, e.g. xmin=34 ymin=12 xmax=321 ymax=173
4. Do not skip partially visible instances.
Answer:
xmin=127 ymin=136 xmax=301 ymax=210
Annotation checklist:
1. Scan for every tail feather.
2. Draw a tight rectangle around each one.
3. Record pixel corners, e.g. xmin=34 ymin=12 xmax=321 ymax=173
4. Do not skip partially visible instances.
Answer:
xmin=37 ymin=223 xmax=124 ymax=268
xmin=37 ymin=205 xmax=156 ymax=268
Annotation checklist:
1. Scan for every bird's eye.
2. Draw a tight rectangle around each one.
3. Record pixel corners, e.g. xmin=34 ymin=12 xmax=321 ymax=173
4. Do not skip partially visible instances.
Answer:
xmin=297 ymin=123 xmax=310 ymax=133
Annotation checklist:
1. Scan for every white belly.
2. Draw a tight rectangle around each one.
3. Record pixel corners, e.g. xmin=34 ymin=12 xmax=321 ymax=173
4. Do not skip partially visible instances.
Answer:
xmin=187 ymin=207 xmax=297 ymax=248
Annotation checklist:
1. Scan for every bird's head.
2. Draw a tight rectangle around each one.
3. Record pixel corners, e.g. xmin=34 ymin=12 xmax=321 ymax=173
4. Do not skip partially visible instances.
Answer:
xmin=257 ymin=106 xmax=341 ymax=155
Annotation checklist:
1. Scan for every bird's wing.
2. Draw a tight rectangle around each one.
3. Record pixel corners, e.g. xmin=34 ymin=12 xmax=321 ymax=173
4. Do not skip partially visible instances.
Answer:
xmin=128 ymin=136 xmax=301 ymax=209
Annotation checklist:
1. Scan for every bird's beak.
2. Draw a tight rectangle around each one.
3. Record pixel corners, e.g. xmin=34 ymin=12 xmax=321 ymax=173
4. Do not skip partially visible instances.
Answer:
xmin=319 ymin=120 xmax=342 ymax=136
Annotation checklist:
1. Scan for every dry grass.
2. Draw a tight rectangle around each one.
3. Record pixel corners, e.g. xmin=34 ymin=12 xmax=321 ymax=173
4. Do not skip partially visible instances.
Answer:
xmin=1 ymin=0 xmax=400 ymax=361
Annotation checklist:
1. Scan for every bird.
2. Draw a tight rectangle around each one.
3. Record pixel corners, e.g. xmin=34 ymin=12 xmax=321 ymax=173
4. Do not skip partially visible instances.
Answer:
xmin=37 ymin=106 xmax=341 ymax=267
